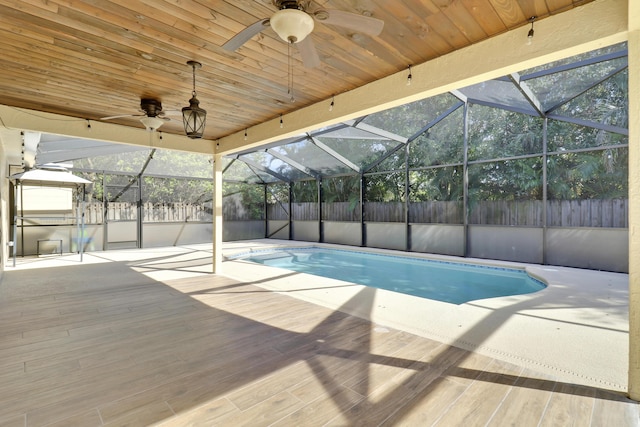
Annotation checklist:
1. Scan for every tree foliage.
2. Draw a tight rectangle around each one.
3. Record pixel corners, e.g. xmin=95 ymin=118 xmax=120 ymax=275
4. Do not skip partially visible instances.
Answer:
xmin=223 ymin=182 xmax=264 ymax=220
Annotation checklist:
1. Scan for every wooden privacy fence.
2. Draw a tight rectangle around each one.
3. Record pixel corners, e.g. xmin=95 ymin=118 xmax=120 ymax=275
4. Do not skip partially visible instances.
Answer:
xmin=264 ymin=199 xmax=628 ymax=227
xmin=78 ymin=199 xmax=628 ymax=227
xmin=468 ymin=199 xmax=627 ymax=227
xmin=266 ymin=201 xmax=460 ymax=223
xmin=222 ymin=199 xmax=264 ymax=221
xmin=546 ymin=199 xmax=627 ymax=227
xmin=469 ymin=200 xmax=541 ymax=226
xmin=81 ymin=202 xmax=213 ymax=223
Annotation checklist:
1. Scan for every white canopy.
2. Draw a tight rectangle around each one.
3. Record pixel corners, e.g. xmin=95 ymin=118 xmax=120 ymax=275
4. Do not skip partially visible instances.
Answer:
xmin=10 ymin=168 xmax=91 ymax=187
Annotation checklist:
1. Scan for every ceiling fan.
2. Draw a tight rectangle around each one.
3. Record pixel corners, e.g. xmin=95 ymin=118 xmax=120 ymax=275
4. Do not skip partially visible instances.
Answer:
xmin=100 ymin=98 xmax=171 ymax=131
xmin=222 ymin=0 xmax=384 ymax=68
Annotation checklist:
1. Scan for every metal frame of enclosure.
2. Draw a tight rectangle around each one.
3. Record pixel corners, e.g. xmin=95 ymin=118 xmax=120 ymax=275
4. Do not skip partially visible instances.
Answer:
xmin=14 ymin=145 xmax=216 ymax=255
xmin=223 ymin=43 xmax=629 ymax=273
xmin=73 ymin=169 xmax=214 ymax=252
xmin=27 ymin=42 xmax=629 ymax=273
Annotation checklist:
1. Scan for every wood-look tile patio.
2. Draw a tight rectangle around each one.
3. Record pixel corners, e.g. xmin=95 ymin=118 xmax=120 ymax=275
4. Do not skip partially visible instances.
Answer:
xmin=0 ymin=252 xmax=637 ymax=426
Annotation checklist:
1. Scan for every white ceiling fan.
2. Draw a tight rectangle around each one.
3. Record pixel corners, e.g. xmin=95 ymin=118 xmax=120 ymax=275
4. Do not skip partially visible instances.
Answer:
xmin=222 ymin=0 xmax=384 ymax=68
xmin=100 ymin=98 xmax=172 ymax=131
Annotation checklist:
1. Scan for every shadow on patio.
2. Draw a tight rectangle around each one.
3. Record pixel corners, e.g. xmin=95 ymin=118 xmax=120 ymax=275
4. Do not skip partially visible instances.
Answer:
xmin=0 ymin=248 xmax=637 ymax=426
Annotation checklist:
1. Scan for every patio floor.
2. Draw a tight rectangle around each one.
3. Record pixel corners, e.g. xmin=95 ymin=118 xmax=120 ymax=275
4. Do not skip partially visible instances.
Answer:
xmin=0 ymin=242 xmax=637 ymax=426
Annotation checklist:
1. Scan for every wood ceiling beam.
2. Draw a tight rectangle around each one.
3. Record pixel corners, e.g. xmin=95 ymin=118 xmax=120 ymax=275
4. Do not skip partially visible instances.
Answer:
xmin=0 ymin=104 xmax=214 ymax=155
xmin=216 ymin=0 xmax=628 ymax=156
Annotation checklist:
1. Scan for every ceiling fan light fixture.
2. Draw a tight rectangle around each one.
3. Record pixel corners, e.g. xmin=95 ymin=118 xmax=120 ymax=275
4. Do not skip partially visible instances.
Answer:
xmin=182 ymin=61 xmax=207 ymax=139
xmin=270 ymin=8 xmax=314 ymax=43
xmin=140 ymin=116 xmax=165 ymax=132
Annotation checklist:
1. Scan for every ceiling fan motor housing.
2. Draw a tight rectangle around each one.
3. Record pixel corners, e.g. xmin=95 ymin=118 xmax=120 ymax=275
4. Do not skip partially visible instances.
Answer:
xmin=274 ymin=0 xmax=304 ymax=10
xmin=140 ymin=98 xmax=163 ymax=117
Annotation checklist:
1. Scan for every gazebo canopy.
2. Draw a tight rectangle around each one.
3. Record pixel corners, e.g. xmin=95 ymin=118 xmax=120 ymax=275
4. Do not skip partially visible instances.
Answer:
xmin=10 ymin=168 xmax=92 ymax=187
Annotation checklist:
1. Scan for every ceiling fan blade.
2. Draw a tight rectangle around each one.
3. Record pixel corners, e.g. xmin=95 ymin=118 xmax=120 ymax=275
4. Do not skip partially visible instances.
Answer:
xmin=297 ymin=37 xmax=320 ymax=68
xmin=100 ymin=114 xmax=144 ymax=120
xmin=222 ymin=19 xmax=270 ymax=51
xmin=318 ymin=10 xmax=384 ymax=36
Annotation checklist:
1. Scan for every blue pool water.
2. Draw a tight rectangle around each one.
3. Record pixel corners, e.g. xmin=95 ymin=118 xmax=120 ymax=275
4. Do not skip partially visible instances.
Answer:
xmin=233 ymin=247 xmax=545 ymax=305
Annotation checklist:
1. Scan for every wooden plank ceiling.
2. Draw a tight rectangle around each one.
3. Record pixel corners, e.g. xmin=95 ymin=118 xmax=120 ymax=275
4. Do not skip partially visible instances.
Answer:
xmin=0 ymin=0 xmax=592 ymax=141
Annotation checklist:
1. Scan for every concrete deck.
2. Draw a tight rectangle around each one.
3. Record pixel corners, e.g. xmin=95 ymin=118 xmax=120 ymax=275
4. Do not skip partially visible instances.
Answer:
xmin=221 ymin=240 xmax=630 ymax=392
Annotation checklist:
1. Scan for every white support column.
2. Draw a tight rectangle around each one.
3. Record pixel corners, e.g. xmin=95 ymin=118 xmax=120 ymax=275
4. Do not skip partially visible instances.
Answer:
xmin=628 ymin=0 xmax=640 ymax=401
xmin=212 ymin=153 xmax=223 ymax=274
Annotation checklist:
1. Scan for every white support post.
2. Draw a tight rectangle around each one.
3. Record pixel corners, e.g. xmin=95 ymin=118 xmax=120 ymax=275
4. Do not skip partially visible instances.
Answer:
xmin=212 ymin=153 xmax=223 ymax=274
xmin=628 ymin=0 xmax=640 ymax=401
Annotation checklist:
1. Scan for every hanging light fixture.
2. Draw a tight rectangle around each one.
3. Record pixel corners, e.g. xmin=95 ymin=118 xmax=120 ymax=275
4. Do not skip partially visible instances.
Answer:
xmin=182 ymin=60 xmax=207 ymax=139
xmin=526 ymin=16 xmax=536 ymax=45
xmin=270 ymin=3 xmax=314 ymax=44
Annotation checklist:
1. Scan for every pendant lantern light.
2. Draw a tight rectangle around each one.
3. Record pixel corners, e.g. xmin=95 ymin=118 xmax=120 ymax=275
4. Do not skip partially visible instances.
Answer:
xmin=182 ymin=60 xmax=207 ymax=139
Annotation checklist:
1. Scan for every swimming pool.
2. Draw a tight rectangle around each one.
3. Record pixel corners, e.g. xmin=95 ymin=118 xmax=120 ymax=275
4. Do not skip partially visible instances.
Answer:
xmin=231 ymin=247 xmax=546 ymax=304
